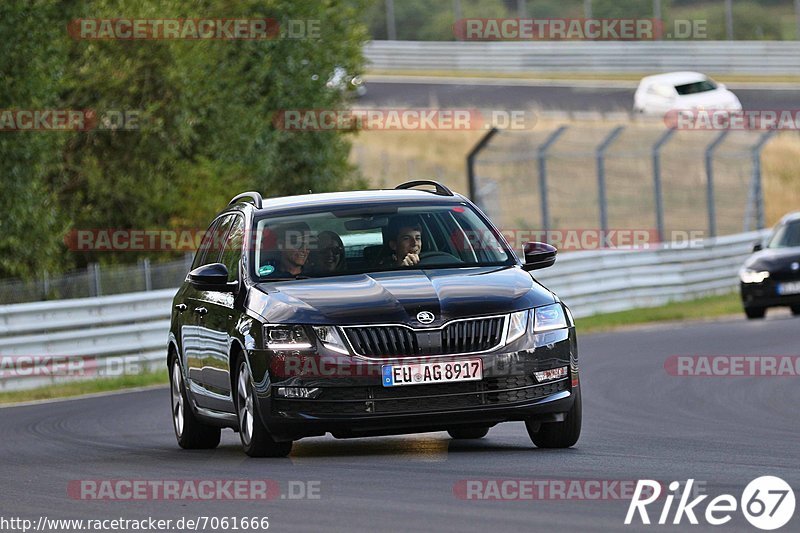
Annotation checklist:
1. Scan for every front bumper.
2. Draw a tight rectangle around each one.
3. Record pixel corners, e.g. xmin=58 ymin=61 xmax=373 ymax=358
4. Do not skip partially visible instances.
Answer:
xmin=741 ymin=280 xmax=800 ymax=308
xmin=250 ymin=328 xmax=578 ymax=441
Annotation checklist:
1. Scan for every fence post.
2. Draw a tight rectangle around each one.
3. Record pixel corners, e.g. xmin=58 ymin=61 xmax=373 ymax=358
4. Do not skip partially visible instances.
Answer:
xmin=652 ymin=128 xmax=676 ymax=242
xmin=42 ymin=271 xmax=49 ymax=300
xmin=596 ymin=126 xmax=625 ymax=235
xmin=748 ymin=130 xmax=777 ymax=231
xmin=88 ymin=263 xmax=102 ymax=297
xmin=704 ymin=130 xmax=729 ymax=238
xmin=466 ymin=127 xmax=499 ymax=207
xmin=537 ymin=125 xmax=568 ymax=232
xmin=142 ymin=258 xmax=152 ymax=291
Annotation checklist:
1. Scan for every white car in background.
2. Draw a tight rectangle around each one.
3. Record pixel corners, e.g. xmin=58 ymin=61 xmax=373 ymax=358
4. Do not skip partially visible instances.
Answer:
xmin=633 ymin=71 xmax=742 ymax=115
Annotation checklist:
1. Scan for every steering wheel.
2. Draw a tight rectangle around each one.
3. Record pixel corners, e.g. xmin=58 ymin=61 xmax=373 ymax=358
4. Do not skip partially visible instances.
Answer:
xmin=417 ymin=250 xmax=462 ymax=266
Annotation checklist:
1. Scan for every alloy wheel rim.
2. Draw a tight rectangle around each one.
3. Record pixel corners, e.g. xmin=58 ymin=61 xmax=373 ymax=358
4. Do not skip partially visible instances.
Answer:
xmin=238 ymin=362 xmax=254 ymax=445
xmin=171 ymin=361 xmax=184 ymax=437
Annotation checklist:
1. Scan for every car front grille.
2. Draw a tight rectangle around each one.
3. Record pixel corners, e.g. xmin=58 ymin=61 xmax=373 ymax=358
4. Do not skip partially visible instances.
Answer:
xmin=343 ymin=316 xmax=506 ymax=357
xmin=272 ymin=375 xmax=568 ymax=416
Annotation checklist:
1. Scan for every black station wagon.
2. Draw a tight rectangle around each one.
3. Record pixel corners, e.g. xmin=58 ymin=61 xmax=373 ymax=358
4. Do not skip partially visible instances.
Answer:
xmin=168 ymin=181 xmax=581 ymax=457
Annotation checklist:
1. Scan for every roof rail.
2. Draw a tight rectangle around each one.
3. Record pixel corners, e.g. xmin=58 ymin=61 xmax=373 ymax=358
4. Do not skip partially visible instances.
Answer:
xmin=395 ymin=180 xmax=454 ymax=196
xmin=228 ymin=191 xmax=263 ymax=209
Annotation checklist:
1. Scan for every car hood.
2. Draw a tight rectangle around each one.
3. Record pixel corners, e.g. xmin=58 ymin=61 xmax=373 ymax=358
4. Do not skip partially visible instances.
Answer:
xmin=247 ymin=266 xmax=555 ymax=325
xmin=743 ymin=247 xmax=800 ymax=272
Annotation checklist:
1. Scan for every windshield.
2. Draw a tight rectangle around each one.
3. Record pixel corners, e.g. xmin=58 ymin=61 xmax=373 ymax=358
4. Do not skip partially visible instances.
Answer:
xmin=674 ymin=79 xmax=718 ymax=95
xmin=251 ymin=203 xmax=514 ymax=280
xmin=767 ymin=220 xmax=800 ymax=249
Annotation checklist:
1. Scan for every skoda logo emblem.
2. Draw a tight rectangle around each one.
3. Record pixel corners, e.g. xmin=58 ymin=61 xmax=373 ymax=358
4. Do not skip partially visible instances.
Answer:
xmin=792 ymin=262 xmax=800 ymax=271
xmin=416 ymin=311 xmax=435 ymax=324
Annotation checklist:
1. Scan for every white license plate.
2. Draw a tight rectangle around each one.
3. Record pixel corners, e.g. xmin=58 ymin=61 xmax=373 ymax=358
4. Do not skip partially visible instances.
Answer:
xmin=777 ymin=281 xmax=800 ymax=295
xmin=382 ymin=359 xmax=483 ymax=387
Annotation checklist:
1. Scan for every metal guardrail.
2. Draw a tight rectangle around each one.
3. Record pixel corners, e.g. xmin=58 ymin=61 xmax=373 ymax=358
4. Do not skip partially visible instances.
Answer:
xmin=0 ymin=230 xmax=768 ymax=391
xmin=536 ymin=230 xmax=768 ymax=316
xmin=0 ymin=289 xmax=174 ymax=392
xmin=364 ymin=41 xmax=800 ymax=75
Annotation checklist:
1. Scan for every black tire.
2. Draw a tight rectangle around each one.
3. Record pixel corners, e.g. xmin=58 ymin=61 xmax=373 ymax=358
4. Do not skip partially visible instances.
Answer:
xmin=234 ymin=356 xmax=292 ymax=458
xmin=526 ymin=387 xmax=581 ymax=449
xmin=170 ymin=355 xmax=221 ymax=450
xmin=447 ymin=427 xmax=490 ymax=440
xmin=745 ymin=306 xmax=766 ymax=319
xmin=791 ymin=306 xmax=800 ymax=316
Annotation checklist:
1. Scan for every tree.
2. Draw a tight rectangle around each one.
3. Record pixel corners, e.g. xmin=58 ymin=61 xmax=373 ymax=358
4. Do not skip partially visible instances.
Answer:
xmin=0 ymin=1 xmax=68 ymax=278
xmin=0 ymin=0 xmax=369 ymax=273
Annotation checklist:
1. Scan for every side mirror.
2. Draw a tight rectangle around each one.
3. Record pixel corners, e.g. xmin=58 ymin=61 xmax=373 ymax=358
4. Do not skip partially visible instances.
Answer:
xmin=522 ymin=242 xmax=557 ymax=271
xmin=752 ymin=242 xmax=763 ymax=252
xmin=188 ymin=263 xmax=234 ymax=291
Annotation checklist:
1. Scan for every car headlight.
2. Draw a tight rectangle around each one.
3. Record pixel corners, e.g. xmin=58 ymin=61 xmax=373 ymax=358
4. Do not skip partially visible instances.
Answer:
xmin=312 ymin=326 xmax=350 ymax=355
xmin=265 ymin=325 xmax=313 ymax=350
xmin=740 ymin=268 xmax=770 ymax=284
xmin=506 ymin=310 xmax=530 ymax=344
xmin=534 ymin=303 xmax=568 ymax=332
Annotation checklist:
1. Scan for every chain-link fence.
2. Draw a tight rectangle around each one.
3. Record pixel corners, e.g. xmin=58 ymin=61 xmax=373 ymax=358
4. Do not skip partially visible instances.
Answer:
xmin=469 ymin=122 xmax=780 ymax=241
xmin=0 ymin=256 xmax=193 ymax=305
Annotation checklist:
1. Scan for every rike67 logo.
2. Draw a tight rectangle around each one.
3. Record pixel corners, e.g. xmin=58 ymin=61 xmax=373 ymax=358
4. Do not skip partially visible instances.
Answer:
xmin=625 ymin=477 xmax=795 ymax=530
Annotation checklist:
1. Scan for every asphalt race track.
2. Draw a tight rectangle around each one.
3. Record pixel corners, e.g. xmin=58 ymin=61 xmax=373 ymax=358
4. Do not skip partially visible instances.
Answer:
xmin=1 ymin=315 xmax=798 ymax=532
xmin=361 ymin=79 xmax=800 ymax=113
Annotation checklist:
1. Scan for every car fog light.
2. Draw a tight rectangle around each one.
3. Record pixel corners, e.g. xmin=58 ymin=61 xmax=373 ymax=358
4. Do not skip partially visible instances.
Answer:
xmin=533 ymin=366 xmax=568 ymax=382
xmin=275 ymin=387 xmax=321 ymax=399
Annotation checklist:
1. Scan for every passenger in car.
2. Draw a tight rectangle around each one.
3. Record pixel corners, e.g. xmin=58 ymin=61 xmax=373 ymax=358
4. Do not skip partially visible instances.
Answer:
xmin=307 ymin=230 xmax=346 ymax=274
xmin=259 ymin=222 xmax=311 ymax=279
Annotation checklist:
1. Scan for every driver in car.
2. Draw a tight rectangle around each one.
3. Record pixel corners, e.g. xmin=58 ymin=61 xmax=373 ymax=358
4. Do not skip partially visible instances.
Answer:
xmin=384 ymin=215 xmax=423 ymax=267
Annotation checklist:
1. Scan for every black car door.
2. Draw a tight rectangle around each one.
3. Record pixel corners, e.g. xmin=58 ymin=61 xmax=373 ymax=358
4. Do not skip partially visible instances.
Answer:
xmin=181 ymin=215 xmax=231 ymax=403
xmin=195 ymin=213 xmax=245 ymax=413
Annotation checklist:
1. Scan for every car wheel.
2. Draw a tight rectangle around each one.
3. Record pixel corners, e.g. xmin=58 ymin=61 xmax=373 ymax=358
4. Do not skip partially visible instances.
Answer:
xmin=791 ymin=306 xmax=800 ymax=316
xmin=745 ymin=306 xmax=766 ymax=319
xmin=170 ymin=356 xmax=221 ymax=449
xmin=235 ymin=356 xmax=293 ymax=458
xmin=447 ymin=427 xmax=490 ymax=440
xmin=526 ymin=387 xmax=581 ymax=449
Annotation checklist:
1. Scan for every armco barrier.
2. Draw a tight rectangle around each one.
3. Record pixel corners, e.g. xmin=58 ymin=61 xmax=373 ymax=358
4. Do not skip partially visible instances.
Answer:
xmin=0 ymin=230 xmax=767 ymax=392
xmin=364 ymin=41 xmax=800 ymax=75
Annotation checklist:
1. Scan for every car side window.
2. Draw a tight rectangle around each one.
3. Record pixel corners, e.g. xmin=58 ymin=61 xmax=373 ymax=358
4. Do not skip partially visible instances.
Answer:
xmin=220 ymin=215 xmax=244 ymax=282
xmin=191 ymin=215 xmax=231 ymax=270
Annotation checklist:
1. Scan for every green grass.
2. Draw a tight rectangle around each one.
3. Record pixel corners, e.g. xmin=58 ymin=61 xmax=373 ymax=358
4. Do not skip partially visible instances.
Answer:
xmin=576 ymin=292 xmax=742 ymax=334
xmin=0 ymin=370 xmax=168 ymax=405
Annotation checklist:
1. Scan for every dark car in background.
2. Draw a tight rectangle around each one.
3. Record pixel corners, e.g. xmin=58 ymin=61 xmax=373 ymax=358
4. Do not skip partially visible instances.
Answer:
xmin=168 ymin=181 xmax=580 ymax=457
xmin=740 ymin=211 xmax=800 ymax=319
